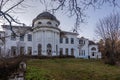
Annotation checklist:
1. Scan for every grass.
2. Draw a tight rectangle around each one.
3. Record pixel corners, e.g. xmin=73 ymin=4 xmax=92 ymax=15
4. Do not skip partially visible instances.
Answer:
xmin=25 ymin=58 xmax=120 ymax=80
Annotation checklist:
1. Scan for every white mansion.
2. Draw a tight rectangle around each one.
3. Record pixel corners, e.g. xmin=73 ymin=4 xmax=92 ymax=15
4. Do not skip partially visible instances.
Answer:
xmin=0 ymin=12 xmax=101 ymax=59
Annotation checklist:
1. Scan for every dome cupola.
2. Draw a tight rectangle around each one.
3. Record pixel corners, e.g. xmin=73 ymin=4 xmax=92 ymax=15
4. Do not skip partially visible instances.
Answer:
xmin=32 ymin=12 xmax=60 ymax=28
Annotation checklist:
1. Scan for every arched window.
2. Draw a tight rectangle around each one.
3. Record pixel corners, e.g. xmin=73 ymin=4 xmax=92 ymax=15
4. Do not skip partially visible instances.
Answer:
xmin=38 ymin=44 xmax=42 ymax=55
xmin=91 ymin=47 xmax=96 ymax=51
xmin=47 ymin=44 xmax=52 ymax=56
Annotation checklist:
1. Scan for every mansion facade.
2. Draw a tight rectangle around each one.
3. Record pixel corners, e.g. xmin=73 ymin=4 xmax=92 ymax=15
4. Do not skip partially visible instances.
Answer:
xmin=0 ymin=12 xmax=101 ymax=59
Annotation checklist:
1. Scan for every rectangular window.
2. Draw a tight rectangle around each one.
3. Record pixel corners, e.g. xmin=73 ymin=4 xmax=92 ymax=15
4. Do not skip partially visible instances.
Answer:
xmin=71 ymin=38 xmax=74 ymax=44
xmin=65 ymin=48 xmax=68 ymax=55
xmin=65 ymin=38 xmax=69 ymax=44
xmin=11 ymin=33 xmax=16 ymax=40
xmin=20 ymin=34 xmax=24 ymax=41
xmin=28 ymin=47 xmax=32 ymax=55
xmin=60 ymin=37 xmax=63 ymax=43
xmin=28 ymin=34 xmax=32 ymax=41
xmin=11 ymin=46 xmax=16 ymax=56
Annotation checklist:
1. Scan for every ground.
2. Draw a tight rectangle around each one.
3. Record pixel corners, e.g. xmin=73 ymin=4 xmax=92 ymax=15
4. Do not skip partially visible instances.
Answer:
xmin=25 ymin=58 xmax=120 ymax=80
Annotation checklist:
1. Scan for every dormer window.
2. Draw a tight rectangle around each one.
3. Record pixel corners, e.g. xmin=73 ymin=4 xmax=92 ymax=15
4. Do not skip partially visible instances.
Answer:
xmin=47 ymin=21 xmax=51 ymax=25
xmin=79 ymin=40 xmax=85 ymax=45
xmin=38 ymin=22 xmax=42 ymax=24
xmin=91 ymin=47 xmax=96 ymax=51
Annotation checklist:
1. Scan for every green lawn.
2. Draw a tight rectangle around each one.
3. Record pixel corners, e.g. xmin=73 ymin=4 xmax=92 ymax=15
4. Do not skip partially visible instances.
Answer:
xmin=25 ymin=58 xmax=120 ymax=80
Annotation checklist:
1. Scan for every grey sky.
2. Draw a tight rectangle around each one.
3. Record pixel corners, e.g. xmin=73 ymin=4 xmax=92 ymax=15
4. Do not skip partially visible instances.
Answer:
xmin=1 ymin=0 xmax=120 ymax=41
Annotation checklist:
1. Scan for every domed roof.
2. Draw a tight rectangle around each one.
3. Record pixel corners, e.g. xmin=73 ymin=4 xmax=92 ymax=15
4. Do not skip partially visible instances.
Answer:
xmin=32 ymin=12 xmax=60 ymax=26
xmin=36 ymin=12 xmax=57 ymax=20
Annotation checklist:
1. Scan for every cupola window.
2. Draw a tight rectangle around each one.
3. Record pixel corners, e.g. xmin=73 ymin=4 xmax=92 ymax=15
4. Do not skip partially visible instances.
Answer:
xmin=47 ymin=21 xmax=52 ymax=25
xmin=38 ymin=22 xmax=42 ymax=24
xmin=56 ymin=24 xmax=58 ymax=27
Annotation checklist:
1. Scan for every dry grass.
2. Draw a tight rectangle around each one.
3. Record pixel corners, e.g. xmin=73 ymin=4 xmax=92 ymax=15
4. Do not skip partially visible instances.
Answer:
xmin=26 ymin=59 xmax=120 ymax=80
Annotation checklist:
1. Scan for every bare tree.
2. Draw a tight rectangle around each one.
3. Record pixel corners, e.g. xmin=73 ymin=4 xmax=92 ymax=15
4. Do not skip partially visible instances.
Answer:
xmin=0 ymin=0 xmax=27 ymax=35
xmin=39 ymin=0 xmax=119 ymax=32
xmin=96 ymin=13 xmax=120 ymax=65
xmin=0 ymin=0 xmax=119 ymax=33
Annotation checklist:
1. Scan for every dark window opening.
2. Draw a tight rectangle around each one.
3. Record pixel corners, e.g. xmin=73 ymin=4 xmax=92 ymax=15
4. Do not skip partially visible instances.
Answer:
xmin=71 ymin=38 xmax=74 ymax=44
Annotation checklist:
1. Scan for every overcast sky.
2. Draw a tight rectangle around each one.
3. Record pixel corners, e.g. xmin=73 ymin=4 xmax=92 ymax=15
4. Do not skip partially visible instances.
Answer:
xmin=1 ymin=0 xmax=120 ymax=41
